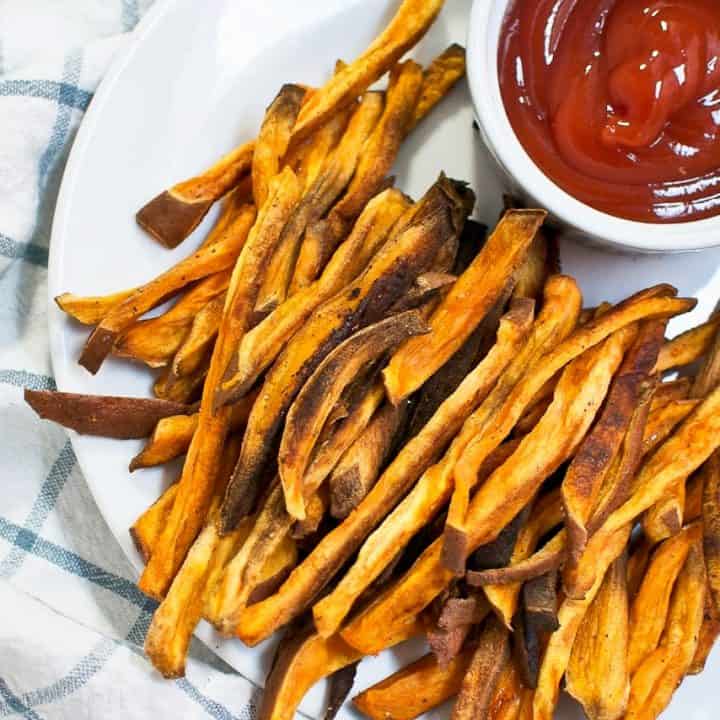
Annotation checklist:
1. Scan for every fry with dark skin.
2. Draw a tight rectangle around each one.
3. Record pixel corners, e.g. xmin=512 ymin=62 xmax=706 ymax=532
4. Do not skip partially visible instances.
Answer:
xmin=171 ymin=293 xmax=225 ymax=378
xmin=78 ymin=204 xmax=257 ymax=374
xmin=139 ymin=167 xmax=299 ymax=600
xmin=280 ymin=310 xmax=429 ymax=520
xmin=24 ymin=389 xmax=194 ymax=439
xmin=218 ymin=177 xmax=472 ymax=533
xmin=255 ymin=93 xmax=384 ymax=315
xmin=383 ymin=209 xmax=546 ymax=404
xmin=566 ymin=554 xmax=630 ymax=720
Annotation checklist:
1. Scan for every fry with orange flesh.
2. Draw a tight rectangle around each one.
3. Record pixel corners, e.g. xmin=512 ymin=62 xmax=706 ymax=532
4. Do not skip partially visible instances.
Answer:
xmin=625 ymin=545 xmax=706 ymax=720
xmin=312 ymin=301 xmax=535 ymax=637
xmin=288 ymin=0 xmax=446 ymax=147
xmin=451 ymin=617 xmax=509 ymax=720
xmin=78 ymin=204 xmax=257 ymax=374
xmin=628 ymin=523 xmax=702 ymax=675
xmin=236 ymin=284 xmax=568 ymax=648
xmin=114 ymin=271 xmax=231 ymax=368
xmin=251 ymin=85 xmax=307 ymax=209
xmin=483 ymin=489 xmax=564 ymax=628
xmin=226 ymin=188 xmax=409 ymax=399
xmin=654 ymin=314 xmax=720 ymax=373
xmin=170 ymin=294 xmax=225 ymax=378
xmin=153 ymin=360 xmax=208 ymax=404
xmin=55 ymin=288 xmax=136 ymax=325
xmin=280 ymin=310 xmax=429 ymax=520
xmin=383 ymin=209 xmax=546 ymax=404
xmin=566 ymin=554 xmax=630 ymax=720
xmin=684 ymin=470 xmax=704 ymax=523
xmin=532 ymin=525 xmax=631 ymax=720
xmin=342 ymin=325 xmax=632 ymax=655
xmin=688 ymin=593 xmax=720 ymax=674
xmin=329 ymin=400 xmax=408 ymax=519
xmin=218 ymin=177 xmax=472 ymax=533
xmin=139 ymin=169 xmax=299 ymax=600
xmin=353 ymin=649 xmax=472 ymax=720
xmin=408 ymin=44 xmax=466 ymax=132
xmin=642 ymin=398 xmax=699 ymax=457
xmin=288 ymin=220 xmax=339 ymax=293
xmin=562 ymin=320 xmax=665 ymax=565
xmin=627 ymin=534 xmax=654 ymax=597
xmin=703 ymin=452 xmax=720 ymax=614
xmin=650 ymin=378 xmax=690 ymax=409
xmin=130 ymin=484 xmax=178 ymax=562
xmin=255 ymin=93 xmax=384 ymax=315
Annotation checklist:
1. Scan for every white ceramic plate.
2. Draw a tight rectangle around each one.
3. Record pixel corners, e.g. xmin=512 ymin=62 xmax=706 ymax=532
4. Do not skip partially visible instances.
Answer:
xmin=48 ymin=1 xmax=720 ymax=718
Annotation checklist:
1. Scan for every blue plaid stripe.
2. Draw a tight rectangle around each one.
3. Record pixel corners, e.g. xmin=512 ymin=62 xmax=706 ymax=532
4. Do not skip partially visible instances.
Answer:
xmin=0 ymin=234 xmax=48 ymax=268
xmin=0 ymin=80 xmax=91 ymax=112
xmin=0 ymin=370 xmax=55 ymax=390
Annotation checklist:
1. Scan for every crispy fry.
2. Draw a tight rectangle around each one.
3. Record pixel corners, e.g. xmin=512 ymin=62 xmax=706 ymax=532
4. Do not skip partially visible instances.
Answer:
xmin=408 ymin=44 xmax=466 ymax=131
xmin=24 ymin=389 xmax=193 ymax=439
xmin=627 ymin=524 xmax=702 ymax=675
xmin=655 ymin=315 xmax=720 ymax=372
xmin=136 ymin=140 xmax=255 ymax=249
xmin=383 ymin=209 xmax=546 ymax=404
xmin=325 ymin=663 xmax=359 ymax=720
xmin=511 ymin=229 xmax=552 ymax=303
xmin=55 ymin=287 xmax=136 ymax=325
xmin=523 ymin=571 xmax=559 ymax=633
xmin=684 ymin=470 xmax=704 ymax=522
xmin=451 ymin=617 xmax=509 ymax=720
xmin=218 ymin=177 xmax=472 ymax=533
xmin=130 ymin=415 xmax=197 ymax=471
xmin=329 ymin=400 xmax=408 ymax=519
xmin=252 ymin=85 xmax=307 ymax=209
xmin=130 ymin=484 xmax=178 ymax=563
xmin=291 ymin=488 xmax=328 ymax=541
xmin=487 ymin=660 xmax=525 ymax=720
xmin=342 ymin=316 xmax=638 ymax=655
xmin=313 ymin=301 xmax=534 ymax=637
xmin=327 ymin=60 xmax=423 ymax=230
xmin=288 ymin=0 xmax=446 ymax=146
xmin=139 ymin=169 xmax=299 ymax=600
xmin=153 ymin=359 xmax=208 ymax=404
xmin=288 ymin=220 xmax=338 ymax=293
xmin=566 ymin=554 xmax=629 ymax=720
xmin=532 ymin=526 xmax=631 ymax=720
xmin=280 ymin=310 xmax=429 ymax=520
xmin=227 ymin=188 xmax=410 ymax=399
xmin=78 ymin=204 xmax=256 ymax=373
xmin=651 ymin=378 xmax=690 ymax=409
xmin=642 ymin=398 xmax=699 ymax=457
xmin=642 ymin=477 xmax=686 ymax=544
xmin=688 ymin=593 xmax=720 ymax=674
xmin=702 ymin=452 xmax=720 ymax=614
xmin=255 ymin=93 xmax=384 ymax=315
xmin=354 ymin=650 xmax=472 ymax=720
xmin=563 ymin=320 xmax=665 ymax=565
xmin=513 ymin=599 xmax=541 ymax=689
xmin=114 ymin=271 xmax=230 ymax=368
xmin=246 ymin=532 xmax=298 ymax=605
xmin=470 ymin=502 xmax=530 ymax=573
xmin=625 ymin=545 xmax=706 ymax=720
xmin=171 ymin=294 xmax=225 ymax=378
xmin=627 ymin=534 xmax=654 ymax=597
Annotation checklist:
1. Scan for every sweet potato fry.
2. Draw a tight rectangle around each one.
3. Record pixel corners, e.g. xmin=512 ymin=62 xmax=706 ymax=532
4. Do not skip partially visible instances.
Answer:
xmin=532 ymin=526 xmax=631 ymax=720
xmin=408 ymin=44 xmax=466 ymax=132
xmin=170 ymin=293 xmax=225 ymax=378
xmin=327 ymin=60 xmax=423 ymax=230
xmin=252 ymin=85 xmax=307 ymax=209
xmin=683 ymin=470 xmax=704 ymax=523
xmin=487 ymin=660 xmax=525 ymax=720
xmin=625 ymin=545 xmax=706 ymax=720
xmin=523 ymin=570 xmax=560 ymax=633
xmin=642 ymin=398 xmax=699 ymax=457
xmin=654 ymin=314 xmax=720 ymax=373
xmin=702 ymin=452 xmax=720 ymax=614
xmin=291 ymin=488 xmax=328 ymax=541
xmin=246 ymin=532 xmax=298 ymax=605
xmin=342 ymin=318 xmax=638 ymax=655
xmin=218 ymin=176 xmax=472 ymax=533
xmin=567 ymin=554 xmax=629 ymax=720
xmin=280 ymin=310 xmax=429 ymax=520
xmin=312 ymin=301 xmax=534 ymax=637
xmin=627 ymin=534 xmax=654 ymax=598
xmin=451 ymin=616 xmax=509 ymax=720
xmin=136 ymin=140 xmax=255 ymax=249
xmin=78 ymin=204 xmax=257 ymax=373
xmin=688 ymin=593 xmax=720 ymax=674
xmin=255 ymin=93 xmax=384 ymax=315
xmin=288 ymin=0 xmax=446 ymax=146
xmin=642 ymin=478 xmax=686 ymax=544
xmin=227 ymin=188 xmax=409 ymax=399
xmin=628 ymin=523 xmax=702 ymax=675
xmin=24 ymin=389 xmax=194 ymax=439
xmin=130 ymin=415 xmax=197 ymax=471
xmin=114 ymin=270 xmax=231 ymax=368
xmin=650 ymin=378 xmax=690 ymax=409
xmin=562 ymin=320 xmax=665 ymax=565
xmin=130 ymin=484 xmax=178 ymax=562
xmin=325 ymin=664 xmax=359 ymax=720
xmin=153 ymin=359 xmax=208 ymax=404
xmin=55 ymin=287 xmax=136 ymax=325
xmin=329 ymin=400 xmax=408 ymax=519
xmin=511 ymin=228 xmax=555 ymax=303
xmin=139 ymin=168 xmax=300 ymax=600
xmin=288 ymin=220 xmax=338 ymax=293
xmin=470 ymin=502 xmax=530 ymax=573
xmin=383 ymin=209 xmax=546 ymax=404
xmin=354 ymin=649 xmax=472 ymax=720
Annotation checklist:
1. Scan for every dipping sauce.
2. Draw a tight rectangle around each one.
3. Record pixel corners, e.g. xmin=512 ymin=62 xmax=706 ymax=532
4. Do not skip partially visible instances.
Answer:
xmin=499 ymin=0 xmax=720 ymax=222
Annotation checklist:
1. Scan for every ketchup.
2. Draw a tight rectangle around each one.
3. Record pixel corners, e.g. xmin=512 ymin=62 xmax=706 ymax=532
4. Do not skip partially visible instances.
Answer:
xmin=499 ymin=0 xmax=720 ymax=222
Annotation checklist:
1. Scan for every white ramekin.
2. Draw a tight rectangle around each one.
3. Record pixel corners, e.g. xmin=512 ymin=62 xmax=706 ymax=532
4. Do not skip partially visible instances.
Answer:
xmin=467 ymin=0 xmax=720 ymax=253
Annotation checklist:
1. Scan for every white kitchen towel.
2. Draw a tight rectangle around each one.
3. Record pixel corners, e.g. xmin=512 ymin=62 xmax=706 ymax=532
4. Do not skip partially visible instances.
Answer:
xmin=0 ymin=2 xmax=263 ymax=717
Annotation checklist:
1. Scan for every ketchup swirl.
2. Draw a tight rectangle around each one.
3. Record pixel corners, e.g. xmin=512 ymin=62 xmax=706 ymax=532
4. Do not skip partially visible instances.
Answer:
xmin=499 ymin=0 xmax=720 ymax=222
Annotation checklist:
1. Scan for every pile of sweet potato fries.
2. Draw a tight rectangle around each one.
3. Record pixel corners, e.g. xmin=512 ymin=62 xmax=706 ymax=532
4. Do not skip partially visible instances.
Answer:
xmin=29 ymin=2 xmax=720 ymax=719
